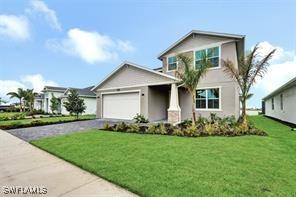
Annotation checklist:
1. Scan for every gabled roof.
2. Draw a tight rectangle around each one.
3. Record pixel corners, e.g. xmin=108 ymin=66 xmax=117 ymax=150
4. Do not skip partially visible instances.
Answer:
xmin=91 ymin=61 xmax=179 ymax=91
xmin=262 ymin=76 xmax=296 ymax=100
xmin=158 ymin=30 xmax=245 ymax=60
xmin=64 ymin=86 xmax=96 ymax=97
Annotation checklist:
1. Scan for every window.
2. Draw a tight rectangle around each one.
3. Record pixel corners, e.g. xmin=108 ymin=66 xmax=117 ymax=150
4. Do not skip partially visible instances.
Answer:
xmin=271 ymin=97 xmax=274 ymax=110
xmin=280 ymin=94 xmax=283 ymax=110
xmin=195 ymin=46 xmax=219 ymax=69
xmin=168 ymin=56 xmax=177 ymax=71
xmin=196 ymin=88 xmax=220 ymax=109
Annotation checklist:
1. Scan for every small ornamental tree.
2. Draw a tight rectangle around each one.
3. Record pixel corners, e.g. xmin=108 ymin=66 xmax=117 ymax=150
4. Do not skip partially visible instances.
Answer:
xmin=50 ymin=93 xmax=60 ymax=114
xmin=63 ymin=89 xmax=86 ymax=119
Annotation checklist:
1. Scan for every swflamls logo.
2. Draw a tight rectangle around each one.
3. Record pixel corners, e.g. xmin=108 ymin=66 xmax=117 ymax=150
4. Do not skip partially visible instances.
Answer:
xmin=2 ymin=186 xmax=47 ymax=195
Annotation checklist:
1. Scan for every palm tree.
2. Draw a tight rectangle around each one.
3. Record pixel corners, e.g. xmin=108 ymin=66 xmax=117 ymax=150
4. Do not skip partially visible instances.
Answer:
xmin=176 ymin=54 xmax=211 ymax=125
xmin=24 ymin=89 xmax=38 ymax=113
xmin=0 ymin=97 xmax=7 ymax=105
xmin=7 ymin=88 xmax=27 ymax=112
xmin=223 ymin=43 xmax=276 ymax=128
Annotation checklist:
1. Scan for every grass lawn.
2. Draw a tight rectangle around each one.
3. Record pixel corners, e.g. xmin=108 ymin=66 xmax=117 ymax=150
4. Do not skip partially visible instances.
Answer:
xmin=0 ymin=112 xmax=26 ymax=119
xmin=32 ymin=116 xmax=296 ymax=196
xmin=0 ymin=114 xmax=95 ymax=129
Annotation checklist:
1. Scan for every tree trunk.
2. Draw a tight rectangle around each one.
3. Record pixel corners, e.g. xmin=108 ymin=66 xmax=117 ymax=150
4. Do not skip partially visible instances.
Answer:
xmin=240 ymin=98 xmax=248 ymax=130
xmin=191 ymin=92 xmax=196 ymax=125
xmin=76 ymin=113 xmax=79 ymax=120
xmin=19 ymin=98 xmax=22 ymax=112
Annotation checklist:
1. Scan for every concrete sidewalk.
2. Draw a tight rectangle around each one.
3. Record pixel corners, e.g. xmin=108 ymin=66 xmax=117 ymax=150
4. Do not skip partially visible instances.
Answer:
xmin=0 ymin=130 xmax=136 ymax=196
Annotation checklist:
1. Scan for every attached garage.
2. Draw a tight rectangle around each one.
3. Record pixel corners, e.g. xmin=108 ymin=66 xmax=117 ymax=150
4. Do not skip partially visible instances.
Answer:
xmin=92 ymin=62 xmax=178 ymax=120
xmin=102 ymin=91 xmax=140 ymax=120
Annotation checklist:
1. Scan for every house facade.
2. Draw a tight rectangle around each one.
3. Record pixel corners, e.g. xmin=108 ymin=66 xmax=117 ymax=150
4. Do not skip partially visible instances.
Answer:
xmin=92 ymin=30 xmax=244 ymax=124
xmin=36 ymin=86 xmax=96 ymax=115
xmin=262 ymin=77 xmax=296 ymax=125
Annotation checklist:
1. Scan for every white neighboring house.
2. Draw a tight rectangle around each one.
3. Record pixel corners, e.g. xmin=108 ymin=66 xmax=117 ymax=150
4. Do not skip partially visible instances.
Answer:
xmin=262 ymin=77 xmax=296 ymax=125
xmin=35 ymin=86 xmax=96 ymax=115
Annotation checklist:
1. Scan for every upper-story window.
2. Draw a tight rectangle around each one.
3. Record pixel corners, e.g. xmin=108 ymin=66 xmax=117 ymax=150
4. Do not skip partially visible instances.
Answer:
xmin=195 ymin=46 xmax=220 ymax=69
xmin=168 ymin=56 xmax=177 ymax=71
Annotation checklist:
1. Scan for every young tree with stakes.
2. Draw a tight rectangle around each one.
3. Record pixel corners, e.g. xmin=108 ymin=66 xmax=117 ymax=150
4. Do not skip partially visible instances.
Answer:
xmin=50 ymin=93 xmax=60 ymax=114
xmin=63 ymin=89 xmax=86 ymax=120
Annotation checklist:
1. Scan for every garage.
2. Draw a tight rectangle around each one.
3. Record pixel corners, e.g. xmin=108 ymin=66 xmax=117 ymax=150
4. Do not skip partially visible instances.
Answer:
xmin=102 ymin=92 xmax=140 ymax=120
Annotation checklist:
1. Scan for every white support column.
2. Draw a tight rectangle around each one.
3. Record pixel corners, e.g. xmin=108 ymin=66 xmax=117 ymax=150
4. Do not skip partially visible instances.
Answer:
xmin=168 ymin=83 xmax=181 ymax=124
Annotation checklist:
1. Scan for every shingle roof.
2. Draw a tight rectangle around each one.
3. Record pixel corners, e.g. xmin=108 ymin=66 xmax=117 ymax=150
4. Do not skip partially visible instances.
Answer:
xmin=65 ymin=86 xmax=96 ymax=97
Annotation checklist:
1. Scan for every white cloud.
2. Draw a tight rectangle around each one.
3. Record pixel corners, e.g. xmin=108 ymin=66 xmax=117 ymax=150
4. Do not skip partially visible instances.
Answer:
xmin=27 ymin=0 xmax=61 ymax=31
xmin=0 ymin=80 xmax=26 ymax=101
xmin=253 ymin=42 xmax=296 ymax=93
xmin=21 ymin=74 xmax=58 ymax=93
xmin=256 ymin=41 xmax=295 ymax=63
xmin=46 ymin=28 xmax=135 ymax=64
xmin=117 ymin=40 xmax=135 ymax=52
xmin=0 ymin=15 xmax=30 ymax=40
xmin=0 ymin=74 xmax=58 ymax=102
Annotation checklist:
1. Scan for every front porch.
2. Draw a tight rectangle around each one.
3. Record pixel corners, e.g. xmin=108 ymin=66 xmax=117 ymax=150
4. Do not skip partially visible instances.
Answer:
xmin=148 ymin=82 xmax=182 ymax=124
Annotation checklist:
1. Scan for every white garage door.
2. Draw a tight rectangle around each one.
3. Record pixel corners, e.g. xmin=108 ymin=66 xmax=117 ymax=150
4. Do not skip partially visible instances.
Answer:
xmin=102 ymin=92 xmax=140 ymax=120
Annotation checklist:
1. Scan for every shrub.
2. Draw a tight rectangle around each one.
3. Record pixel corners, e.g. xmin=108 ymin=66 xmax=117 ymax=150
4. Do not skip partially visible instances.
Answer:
xmin=222 ymin=116 xmax=237 ymax=127
xmin=102 ymin=123 xmax=113 ymax=131
xmin=172 ymin=128 xmax=184 ymax=136
xmin=115 ymin=122 xmax=128 ymax=132
xmin=163 ymin=123 xmax=175 ymax=135
xmin=209 ymin=113 xmax=221 ymax=124
xmin=184 ymin=124 xmax=198 ymax=137
xmin=127 ymin=124 xmax=140 ymax=133
xmin=178 ymin=119 xmax=192 ymax=129
xmin=133 ymin=114 xmax=149 ymax=123
xmin=196 ymin=116 xmax=208 ymax=128
xmin=97 ymin=115 xmax=267 ymax=138
xmin=139 ymin=125 xmax=148 ymax=133
xmin=157 ymin=123 xmax=167 ymax=135
xmin=147 ymin=124 xmax=158 ymax=134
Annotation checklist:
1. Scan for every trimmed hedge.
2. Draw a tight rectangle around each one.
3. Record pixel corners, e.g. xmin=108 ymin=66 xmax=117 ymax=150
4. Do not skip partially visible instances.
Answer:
xmin=0 ymin=117 xmax=95 ymax=130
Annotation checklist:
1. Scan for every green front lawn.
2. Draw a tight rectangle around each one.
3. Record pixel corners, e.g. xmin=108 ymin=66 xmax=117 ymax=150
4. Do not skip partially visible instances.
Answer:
xmin=32 ymin=116 xmax=296 ymax=196
xmin=0 ymin=112 xmax=26 ymax=119
xmin=0 ymin=114 xmax=96 ymax=129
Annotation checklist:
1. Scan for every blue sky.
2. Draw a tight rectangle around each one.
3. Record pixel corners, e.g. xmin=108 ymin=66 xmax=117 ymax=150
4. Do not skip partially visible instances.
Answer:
xmin=0 ymin=0 xmax=295 ymax=107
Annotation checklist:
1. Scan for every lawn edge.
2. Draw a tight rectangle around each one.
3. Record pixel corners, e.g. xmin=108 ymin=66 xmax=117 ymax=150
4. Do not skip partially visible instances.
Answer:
xmin=30 ymin=139 xmax=142 ymax=196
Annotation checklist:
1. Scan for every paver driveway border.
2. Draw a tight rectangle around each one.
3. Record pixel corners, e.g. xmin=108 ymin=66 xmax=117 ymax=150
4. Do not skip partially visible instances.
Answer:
xmin=0 ymin=130 xmax=136 ymax=196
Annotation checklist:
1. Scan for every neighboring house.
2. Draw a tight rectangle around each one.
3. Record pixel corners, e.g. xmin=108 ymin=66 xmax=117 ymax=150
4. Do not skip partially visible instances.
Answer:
xmin=36 ymin=86 xmax=96 ymax=115
xmin=34 ymin=94 xmax=44 ymax=110
xmin=61 ymin=86 xmax=97 ymax=115
xmin=92 ymin=30 xmax=244 ymax=123
xmin=262 ymin=77 xmax=296 ymax=125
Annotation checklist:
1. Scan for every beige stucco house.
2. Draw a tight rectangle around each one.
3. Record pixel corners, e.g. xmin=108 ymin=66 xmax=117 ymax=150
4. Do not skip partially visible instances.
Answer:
xmin=262 ymin=77 xmax=296 ymax=125
xmin=92 ymin=30 xmax=244 ymax=124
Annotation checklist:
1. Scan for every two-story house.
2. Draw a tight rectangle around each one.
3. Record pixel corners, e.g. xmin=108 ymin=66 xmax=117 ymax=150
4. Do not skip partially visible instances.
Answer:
xmin=92 ymin=30 xmax=244 ymax=124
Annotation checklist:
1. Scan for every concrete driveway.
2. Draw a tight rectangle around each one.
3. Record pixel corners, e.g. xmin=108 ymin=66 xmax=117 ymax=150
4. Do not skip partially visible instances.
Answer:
xmin=6 ymin=119 xmax=118 ymax=142
xmin=0 ymin=130 xmax=136 ymax=196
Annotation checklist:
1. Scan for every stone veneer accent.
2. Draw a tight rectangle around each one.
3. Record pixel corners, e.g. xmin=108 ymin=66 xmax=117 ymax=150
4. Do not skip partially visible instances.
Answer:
xmin=168 ymin=110 xmax=181 ymax=124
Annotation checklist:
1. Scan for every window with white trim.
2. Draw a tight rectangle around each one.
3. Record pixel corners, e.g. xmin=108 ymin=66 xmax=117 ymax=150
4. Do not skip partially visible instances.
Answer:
xmin=168 ymin=56 xmax=177 ymax=71
xmin=195 ymin=46 xmax=219 ymax=69
xmin=196 ymin=88 xmax=220 ymax=109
